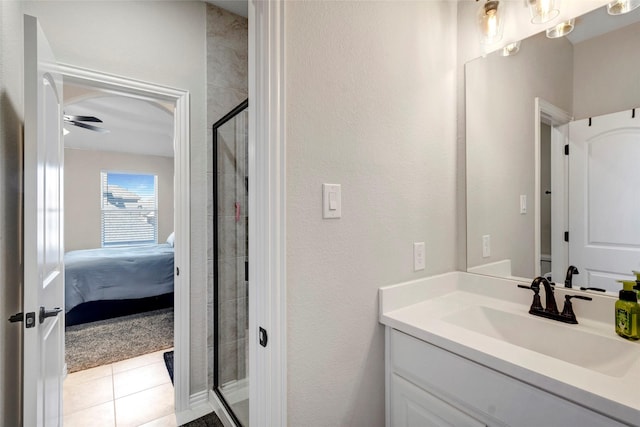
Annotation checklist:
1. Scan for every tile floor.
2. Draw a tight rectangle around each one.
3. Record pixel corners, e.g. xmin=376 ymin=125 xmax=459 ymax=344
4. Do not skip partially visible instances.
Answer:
xmin=63 ymin=348 xmax=177 ymax=427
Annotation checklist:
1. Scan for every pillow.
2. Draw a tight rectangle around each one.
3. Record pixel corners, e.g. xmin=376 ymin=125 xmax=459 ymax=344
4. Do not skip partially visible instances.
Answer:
xmin=166 ymin=232 xmax=175 ymax=247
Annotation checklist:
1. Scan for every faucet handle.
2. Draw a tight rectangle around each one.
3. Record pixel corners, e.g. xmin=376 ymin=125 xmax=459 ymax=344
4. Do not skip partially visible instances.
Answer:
xmin=560 ymin=294 xmax=593 ymax=324
xmin=579 ymin=286 xmax=606 ymax=292
xmin=517 ymin=284 xmax=544 ymax=312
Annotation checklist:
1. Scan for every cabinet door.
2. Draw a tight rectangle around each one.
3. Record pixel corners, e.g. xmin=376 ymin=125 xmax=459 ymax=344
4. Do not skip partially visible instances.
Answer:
xmin=390 ymin=374 xmax=486 ymax=427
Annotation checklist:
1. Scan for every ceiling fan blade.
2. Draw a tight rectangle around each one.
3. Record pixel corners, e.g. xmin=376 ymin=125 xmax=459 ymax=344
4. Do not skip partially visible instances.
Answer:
xmin=68 ymin=120 xmax=110 ymax=134
xmin=64 ymin=114 xmax=103 ymax=123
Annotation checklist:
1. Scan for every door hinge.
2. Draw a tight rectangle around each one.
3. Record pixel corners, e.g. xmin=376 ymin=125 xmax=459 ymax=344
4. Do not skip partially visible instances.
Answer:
xmin=564 ymin=144 xmax=569 ymax=155
xmin=259 ymin=327 xmax=268 ymax=348
xmin=176 ymin=267 xmax=180 ymax=276
xmin=8 ymin=312 xmax=36 ymax=328
xmin=564 ymin=231 xmax=569 ymax=242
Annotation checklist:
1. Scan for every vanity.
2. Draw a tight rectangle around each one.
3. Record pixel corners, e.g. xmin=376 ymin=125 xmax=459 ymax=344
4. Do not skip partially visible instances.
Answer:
xmin=379 ymin=272 xmax=640 ymax=427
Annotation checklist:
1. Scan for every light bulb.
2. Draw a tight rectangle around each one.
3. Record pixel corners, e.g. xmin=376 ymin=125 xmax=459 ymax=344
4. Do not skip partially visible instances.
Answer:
xmin=607 ymin=0 xmax=640 ymax=15
xmin=546 ymin=19 xmax=575 ymax=38
xmin=528 ymin=0 xmax=559 ymax=24
xmin=501 ymin=41 xmax=521 ymax=56
xmin=478 ymin=1 xmax=504 ymax=44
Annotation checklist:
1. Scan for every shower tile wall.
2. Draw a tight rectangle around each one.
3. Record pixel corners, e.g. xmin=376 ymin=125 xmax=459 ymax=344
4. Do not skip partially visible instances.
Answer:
xmin=206 ymin=4 xmax=248 ymax=389
xmin=216 ymin=116 xmax=248 ymax=387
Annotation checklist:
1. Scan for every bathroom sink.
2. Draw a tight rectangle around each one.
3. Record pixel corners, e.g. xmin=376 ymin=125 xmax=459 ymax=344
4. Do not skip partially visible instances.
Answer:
xmin=442 ymin=305 xmax=639 ymax=377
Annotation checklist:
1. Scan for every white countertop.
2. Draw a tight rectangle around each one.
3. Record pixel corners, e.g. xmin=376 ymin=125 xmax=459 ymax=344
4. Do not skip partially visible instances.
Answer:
xmin=379 ymin=271 xmax=640 ymax=426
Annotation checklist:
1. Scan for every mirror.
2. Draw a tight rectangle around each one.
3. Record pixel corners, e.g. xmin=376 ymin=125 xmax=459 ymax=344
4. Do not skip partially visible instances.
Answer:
xmin=465 ymin=5 xmax=640 ymax=291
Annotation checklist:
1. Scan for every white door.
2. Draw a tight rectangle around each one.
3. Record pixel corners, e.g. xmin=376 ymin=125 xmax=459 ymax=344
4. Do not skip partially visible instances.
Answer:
xmin=569 ymin=108 xmax=640 ymax=292
xmin=23 ymin=14 xmax=65 ymax=427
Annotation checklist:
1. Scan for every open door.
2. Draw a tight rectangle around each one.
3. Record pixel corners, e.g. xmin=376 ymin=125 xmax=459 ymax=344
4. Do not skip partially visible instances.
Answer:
xmin=23 ymin=14 xmax=65 ymax=426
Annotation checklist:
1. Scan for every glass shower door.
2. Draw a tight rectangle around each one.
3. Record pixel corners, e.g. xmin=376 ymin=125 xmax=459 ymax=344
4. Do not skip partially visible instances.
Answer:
xmin=213 ymin=99 xmax=249 ymax=426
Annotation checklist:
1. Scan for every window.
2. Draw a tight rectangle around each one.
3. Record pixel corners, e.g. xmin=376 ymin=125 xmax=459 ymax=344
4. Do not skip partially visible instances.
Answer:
xmin=101 ymin=171 xmax=158 ymax=247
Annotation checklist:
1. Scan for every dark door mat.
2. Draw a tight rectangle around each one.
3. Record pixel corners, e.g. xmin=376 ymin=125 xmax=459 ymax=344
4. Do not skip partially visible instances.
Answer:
xmin=180 ymin=411 xmax=224 ymax=427
xmin=163 ymin=350 xmax=174 ymax=384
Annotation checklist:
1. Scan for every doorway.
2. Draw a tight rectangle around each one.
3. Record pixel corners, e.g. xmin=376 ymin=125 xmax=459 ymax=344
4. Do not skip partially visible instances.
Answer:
xmin=535 ymin=98 xmax=571 ymax=283
xmin=56 ymin=64 xmax=191 ymax=424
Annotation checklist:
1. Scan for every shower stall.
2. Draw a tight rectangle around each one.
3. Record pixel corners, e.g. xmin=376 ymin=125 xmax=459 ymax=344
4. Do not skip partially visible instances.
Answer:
xmin=212 ymin=99 xmax=249 ymax=426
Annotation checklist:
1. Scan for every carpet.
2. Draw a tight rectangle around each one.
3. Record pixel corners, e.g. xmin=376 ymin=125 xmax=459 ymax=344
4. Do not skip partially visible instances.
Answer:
xmin=163 ymin=350 xmax=174 ymax=384
xmin=65 ymin=308 xmax=173 ymax=373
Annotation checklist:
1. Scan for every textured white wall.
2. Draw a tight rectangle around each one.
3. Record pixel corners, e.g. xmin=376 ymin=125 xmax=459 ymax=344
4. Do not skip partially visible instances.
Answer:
xmin=17 ymin=0 xmax=209 ymax=396
xmin=285 ymin=2 xmax=457 ymax=425
xmin=573 ymin=21 xmax=640 ymax=120
xmin=64 ymin=148 xmax=175 ymax=252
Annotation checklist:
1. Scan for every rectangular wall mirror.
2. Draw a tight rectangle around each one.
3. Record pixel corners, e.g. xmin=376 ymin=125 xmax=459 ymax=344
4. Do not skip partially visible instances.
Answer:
xmin=465 ymin=4 xmax=640 ymax=294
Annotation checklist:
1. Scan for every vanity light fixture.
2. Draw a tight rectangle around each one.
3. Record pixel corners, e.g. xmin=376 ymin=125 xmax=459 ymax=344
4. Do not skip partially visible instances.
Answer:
xmin=546 ymin=19 xmax=575 ymax=38
xmin=477 ymin=0 xmax=504 ymax=44
xmin=527 ymin=0 xmax=560 ymax=24
xmin=501 ymin=41 xmax=521 ymax=56
xmin=607 ymin=0 xmax=640 ymax=15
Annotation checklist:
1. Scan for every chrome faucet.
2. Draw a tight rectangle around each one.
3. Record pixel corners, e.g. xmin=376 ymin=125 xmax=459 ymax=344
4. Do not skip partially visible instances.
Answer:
xmin=518 ymin=276 xmax=592 ymax=324
xmin=564 ymin=265 xmax=579 ymax=288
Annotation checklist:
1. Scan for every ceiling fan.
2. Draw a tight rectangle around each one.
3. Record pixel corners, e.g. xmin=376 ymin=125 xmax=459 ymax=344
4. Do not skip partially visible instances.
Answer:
xmin=63 ymin=114 xmax=110 ymax=134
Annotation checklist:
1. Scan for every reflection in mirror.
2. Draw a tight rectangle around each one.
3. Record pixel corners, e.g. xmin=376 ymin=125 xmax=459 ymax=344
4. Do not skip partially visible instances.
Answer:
xmin=466 ymin=5 xmax=640 ymax=294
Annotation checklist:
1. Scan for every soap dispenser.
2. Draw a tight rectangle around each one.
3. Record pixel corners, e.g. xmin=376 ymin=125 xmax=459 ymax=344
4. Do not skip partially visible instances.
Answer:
xmin=615 ymin=280 xmax=640 ymax=340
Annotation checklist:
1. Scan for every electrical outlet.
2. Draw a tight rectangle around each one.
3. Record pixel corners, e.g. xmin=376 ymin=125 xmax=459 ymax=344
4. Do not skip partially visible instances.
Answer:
xmin=482 ymin=235 xmax=491 ymax=258
xmin=414 ymin=242 xmax=425 ymax=271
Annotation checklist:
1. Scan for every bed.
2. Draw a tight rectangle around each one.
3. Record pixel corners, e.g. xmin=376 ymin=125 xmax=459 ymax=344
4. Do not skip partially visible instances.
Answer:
xmin=64 ymin=242 xmax=174 ymax=325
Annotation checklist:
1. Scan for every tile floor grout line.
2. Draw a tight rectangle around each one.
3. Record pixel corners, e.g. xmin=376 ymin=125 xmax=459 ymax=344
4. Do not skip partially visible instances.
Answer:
xmin=111 ymin=362 xmax=118 ymax=427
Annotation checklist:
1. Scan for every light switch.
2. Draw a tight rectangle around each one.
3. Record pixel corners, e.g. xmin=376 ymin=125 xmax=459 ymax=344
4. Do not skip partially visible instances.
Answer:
xmin=482 ymin=235 xmax=491 ymax=258
xmin=414 ymin=242 xmax=425 ymax=271
xmin=329 ymin=192 xmax=338 ymax=210
xmin=520 ymin=195 xmax=527 ymax=214
xmin=323 ymin=184 xmax=341 ymax=219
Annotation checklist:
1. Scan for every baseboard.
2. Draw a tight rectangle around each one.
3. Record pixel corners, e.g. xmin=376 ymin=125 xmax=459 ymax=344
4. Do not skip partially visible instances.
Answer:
xmin=174 ymin=390 xmax=215 ymax=425
xmin=209 ymin=389 xmax=237 ymax=427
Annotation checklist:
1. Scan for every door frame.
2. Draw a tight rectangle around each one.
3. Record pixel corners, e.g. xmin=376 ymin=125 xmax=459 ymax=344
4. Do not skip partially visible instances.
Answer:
xmin=55 ymin=63 xmax=192 ymax=413
xmin=534 ymin=98 xmax=572 ymax=282
xmin=249 ymin=0 xmax=287 ymax=425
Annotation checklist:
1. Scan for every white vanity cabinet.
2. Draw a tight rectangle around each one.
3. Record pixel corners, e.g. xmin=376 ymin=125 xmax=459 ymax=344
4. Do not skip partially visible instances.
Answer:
xmin=386 ymin=328 xmax=629 ymax=427
xmin=390 ymin=372 xmax=486 ymax=427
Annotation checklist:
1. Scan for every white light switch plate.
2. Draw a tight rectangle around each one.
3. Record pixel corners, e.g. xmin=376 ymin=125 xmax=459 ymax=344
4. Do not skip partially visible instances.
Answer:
xmin=323 ymin=184 xmax=341 ymax=219
xmin=414 ymin=242 xmax=425 ymax=271
xmin=520 ymin=195 xmax=527 ymax=214
xmin=482 ymin=235 xmax=491 ymax=258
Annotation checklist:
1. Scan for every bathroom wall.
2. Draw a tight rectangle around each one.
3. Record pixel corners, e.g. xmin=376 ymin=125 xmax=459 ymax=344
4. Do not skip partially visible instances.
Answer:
xmin=573 ymin=21 xmax=640 ymax=119
xmin=205 ymin=3 xmax=248 ymax=390
xmin=285 ymin=2 xmax=458 ymax=425
xmin=64 ymin=148 xmax=175 ymax=252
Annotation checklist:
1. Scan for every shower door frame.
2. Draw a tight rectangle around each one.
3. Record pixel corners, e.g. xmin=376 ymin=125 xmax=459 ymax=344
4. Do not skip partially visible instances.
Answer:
xmin=213 ymin=99 xmax=249 ymax=427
